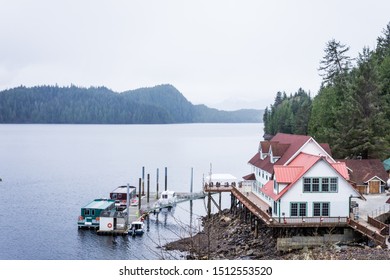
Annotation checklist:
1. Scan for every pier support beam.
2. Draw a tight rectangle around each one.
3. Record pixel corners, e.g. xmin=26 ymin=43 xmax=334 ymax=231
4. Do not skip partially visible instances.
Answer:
xmin=254 ymin=218 xmax=259 ymax=238
xmin=207 ymin=192 xmax=211 ymax=219
xmin=218 ymin=192 xmax=222 ymax=214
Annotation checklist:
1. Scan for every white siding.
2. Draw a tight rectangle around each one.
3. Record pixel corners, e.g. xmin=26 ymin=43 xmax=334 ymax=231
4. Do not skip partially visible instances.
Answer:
xmin=279 ymin=160 xmax=357 ymax=218
xmin=100 ymin=217 xmax=114 ymax=231
xmin=301 ymin=140 xmax=327 ymax=157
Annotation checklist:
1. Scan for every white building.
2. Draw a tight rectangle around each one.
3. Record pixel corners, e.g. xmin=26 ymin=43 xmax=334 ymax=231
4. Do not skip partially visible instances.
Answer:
xmin=245 ymin=133 xmax=361 ymax=220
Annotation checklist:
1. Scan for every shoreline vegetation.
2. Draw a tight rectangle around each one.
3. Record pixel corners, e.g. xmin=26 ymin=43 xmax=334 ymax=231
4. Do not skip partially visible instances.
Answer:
xmin=164 ymin=209 xmax=390 ymax=260
xmin=263 ymin=22 xmax=390 ymax=160
xmin=0 ymin=84 xmax=262 ymax=124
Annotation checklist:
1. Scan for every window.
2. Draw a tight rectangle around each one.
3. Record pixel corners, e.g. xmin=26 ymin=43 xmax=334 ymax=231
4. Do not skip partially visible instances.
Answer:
xmin=312 ymin=178 xmax=320 ymax=192
xmin=91 ymin=210 xmax=95 ymax=216
xmin=303 ymin=178 xmax=311 ymax=192
xmin=273 ymin=201 xmax=278 ymax=215
xmin=313 ymin=202 xmax=330 ymax=216
xmin=321 ymin=178 xmax=329 ymax=192
xmin=290 ymin=202 xmax=307 ymax=217
xmin=303 ymin=177 xmax=338 ymax=192
xmin=84 ymin=209 xmax=90 ymax=216
xmin=330 ymin=178 xmax=338 ymax=192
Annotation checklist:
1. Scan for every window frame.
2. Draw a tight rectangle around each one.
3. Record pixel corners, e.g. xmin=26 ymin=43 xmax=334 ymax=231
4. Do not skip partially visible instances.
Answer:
xmin=313 ymin=202 xmax=330 ymax=217
xmin=290 ymin=202 xmax=307 ymax=217
xmin=303 ymin=177 xmax=338 ymax=193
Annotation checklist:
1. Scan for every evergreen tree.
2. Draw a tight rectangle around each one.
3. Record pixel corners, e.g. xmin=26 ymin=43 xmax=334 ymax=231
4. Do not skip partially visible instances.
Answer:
xmin=318 ymin=39 xmax=352 ymax=86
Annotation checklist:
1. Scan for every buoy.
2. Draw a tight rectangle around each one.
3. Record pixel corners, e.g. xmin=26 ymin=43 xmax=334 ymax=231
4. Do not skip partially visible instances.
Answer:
xmin=107 ymin=223 xmax=112 ymax=228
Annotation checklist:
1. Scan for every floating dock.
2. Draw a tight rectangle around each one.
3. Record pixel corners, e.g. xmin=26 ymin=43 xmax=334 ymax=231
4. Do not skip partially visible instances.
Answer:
xmin=96 ymin=191 xmax=205 ymax=235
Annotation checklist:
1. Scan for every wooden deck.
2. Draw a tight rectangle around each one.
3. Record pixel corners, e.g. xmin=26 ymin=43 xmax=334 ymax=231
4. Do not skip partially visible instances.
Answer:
xmin=207 ymin=183 xmax=389 ymax=247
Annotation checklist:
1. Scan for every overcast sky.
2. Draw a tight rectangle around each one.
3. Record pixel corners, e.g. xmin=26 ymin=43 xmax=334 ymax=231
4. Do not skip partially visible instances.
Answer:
xmin=1 ymin=0 xmax=389 ymax=110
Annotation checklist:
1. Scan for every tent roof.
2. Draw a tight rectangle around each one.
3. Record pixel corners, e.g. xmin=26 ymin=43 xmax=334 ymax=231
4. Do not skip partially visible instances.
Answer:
xmin=205 ymin=173 xmax=237 ymax=182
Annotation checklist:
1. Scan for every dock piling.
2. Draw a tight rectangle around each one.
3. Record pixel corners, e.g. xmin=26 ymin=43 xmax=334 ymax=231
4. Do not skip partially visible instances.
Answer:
xmin=164 ymin=167 xmax=168 ymax=191
xmin=190 ymin=167 xmax=193 ymax=194
xmin=147 ymin=174 xmax=150 ymax=203
xmin=138 ymin=178 xmax=142 ymax=210
xmin=142 ymin=167 xmax=145 ymax=196
xmin=156 ymin=168 xmax=159 ymax=200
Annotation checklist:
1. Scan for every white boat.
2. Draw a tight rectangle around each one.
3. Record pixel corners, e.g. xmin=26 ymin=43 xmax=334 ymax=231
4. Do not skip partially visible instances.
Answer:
xmin=130 ymin=196 xmax=139 ymax=207
xmin=155 ymin=190 xmax=177 ymax=208
xmin=129 ymin=221 xmax=144 ymax=236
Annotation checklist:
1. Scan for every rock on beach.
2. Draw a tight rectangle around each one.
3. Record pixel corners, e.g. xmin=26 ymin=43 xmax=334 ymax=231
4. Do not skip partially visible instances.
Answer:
xmin=164 ymin=209 xmax=390 ymax=260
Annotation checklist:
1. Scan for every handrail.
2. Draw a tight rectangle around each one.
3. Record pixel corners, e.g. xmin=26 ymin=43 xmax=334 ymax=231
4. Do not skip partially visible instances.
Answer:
xmin=348 ymin=219 xmax=386 ymax=247
xmin=368 ymin=216 xmax=389 ymax=235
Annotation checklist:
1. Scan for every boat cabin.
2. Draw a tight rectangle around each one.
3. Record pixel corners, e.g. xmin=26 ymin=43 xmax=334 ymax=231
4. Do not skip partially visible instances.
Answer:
xmin=110 ymin=185 xmax=136 ymax=210
xmin=78 ymin=198 xmax=116 ymax=229
xmin=158 ymin=190 xmax=177 ymax=206
xmin=99 ymin=210 xmax=127 ymax=231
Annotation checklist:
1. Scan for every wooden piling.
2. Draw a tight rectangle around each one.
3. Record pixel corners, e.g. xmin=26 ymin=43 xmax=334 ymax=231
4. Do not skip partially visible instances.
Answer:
xmin=138 ymin=178 xmax=142 ymax=210
xmin=147 ymin=173 xmax=150 ymax=203
xmin=156 ymin=168 xmax=159 ymax=200
xmin=207 ymin=192 xmax=211 ymax=218
xmin=218 ymin=192 xmax=222 ymax=214
xmin=164 ymin=167 xmax=168 ymax=191
xmin=255 ymin=219 xmax=259 ymax=238
xmin=190 ymin=167 xmax=193 ymax=193
xmin=142 ymin=167 xmax=145 ymax=196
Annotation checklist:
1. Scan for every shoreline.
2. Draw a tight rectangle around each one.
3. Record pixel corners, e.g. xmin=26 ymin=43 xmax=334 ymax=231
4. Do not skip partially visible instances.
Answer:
xmin=164 ymin=209 xmax=390 ymax=260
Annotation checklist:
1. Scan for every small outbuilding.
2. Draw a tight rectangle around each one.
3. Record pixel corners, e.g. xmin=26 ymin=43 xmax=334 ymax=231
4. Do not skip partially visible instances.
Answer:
xmin=340 ymin=159 xmax=388 ymax=194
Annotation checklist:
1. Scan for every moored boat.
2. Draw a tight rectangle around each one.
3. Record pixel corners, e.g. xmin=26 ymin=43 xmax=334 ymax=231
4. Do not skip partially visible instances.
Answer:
xmin=154 ymin=190 xmax=177 ymax=208
xmin=78 ymin=198 xmax=116 ymax=229
xmin=129 ymin=220 xmax=144 ymax=236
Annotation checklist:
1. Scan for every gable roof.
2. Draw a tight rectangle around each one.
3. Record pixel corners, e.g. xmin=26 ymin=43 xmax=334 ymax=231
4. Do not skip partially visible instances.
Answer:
xmin=339 ymin=159 xmax=388 ymax=185
xmin=249 ymin=133 xmax=334 ymax=174
xmin=271 ymin=133 xmax=311 ymax=165
xmin=259 ymin=153 xmax=353 ymax=201
xmin=248 ymin=152 xmax=274 ymax=174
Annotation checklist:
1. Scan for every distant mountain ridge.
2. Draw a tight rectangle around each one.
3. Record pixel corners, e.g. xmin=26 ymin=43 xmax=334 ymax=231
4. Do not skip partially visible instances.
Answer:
xmin=0 ymin=84 xmax=263 ymax=124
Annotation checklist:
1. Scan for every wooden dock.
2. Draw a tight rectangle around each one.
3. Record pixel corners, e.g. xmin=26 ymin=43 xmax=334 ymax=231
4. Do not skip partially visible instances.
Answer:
xmin=97 ymin=191 xmax=205 ymax=235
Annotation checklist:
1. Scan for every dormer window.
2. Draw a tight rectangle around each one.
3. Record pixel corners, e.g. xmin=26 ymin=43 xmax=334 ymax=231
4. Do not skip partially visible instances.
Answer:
xmin=273 ymin=180 xmax=279 ymax=194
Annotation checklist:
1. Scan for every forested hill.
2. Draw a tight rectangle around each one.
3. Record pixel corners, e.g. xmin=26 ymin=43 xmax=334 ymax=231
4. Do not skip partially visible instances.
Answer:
xmin=263 ymin=22 xmax=390 ymax=160
xmin=0 ymin=84 xmax=263 ymax=124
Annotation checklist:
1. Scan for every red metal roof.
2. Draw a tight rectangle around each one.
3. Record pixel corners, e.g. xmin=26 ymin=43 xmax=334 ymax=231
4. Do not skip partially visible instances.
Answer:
xmin=259 ymin=180 xmax=279 ymax=200
xmin=274 ymin=166 xmax=303 ymax=183
xmin=242 ymin=173 xmax=256 ymax=180
xmin=249 ymin=133 xmax=334 ymax=179
xmin=248 ymin=152 xmax=274 ymax=174
xmin=271 ymin=133 xmax=311 ymax=166
xmin=266 ymin=153 xmax=352 ymax=201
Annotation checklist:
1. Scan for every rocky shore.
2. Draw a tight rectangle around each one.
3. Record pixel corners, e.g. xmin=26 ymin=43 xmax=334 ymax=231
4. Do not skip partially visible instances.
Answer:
xmin=164 ymin=209 xmax=390 ymax=260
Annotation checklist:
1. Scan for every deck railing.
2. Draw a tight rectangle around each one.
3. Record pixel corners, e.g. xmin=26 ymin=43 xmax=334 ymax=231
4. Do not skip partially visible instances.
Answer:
xmin=231 ymin=187 xmax=271 ymax=223
xmin=348 ymin=219 xmax=386 ymax=247
xmin=273 ymin=216 xmax=348 ymax=226
xmin=368 ymin=216 xmax=389 ymax=235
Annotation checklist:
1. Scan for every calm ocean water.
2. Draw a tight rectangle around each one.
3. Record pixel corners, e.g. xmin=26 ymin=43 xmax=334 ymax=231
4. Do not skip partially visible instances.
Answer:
xmin=0 ymin=123 xmax=262 ymax=260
